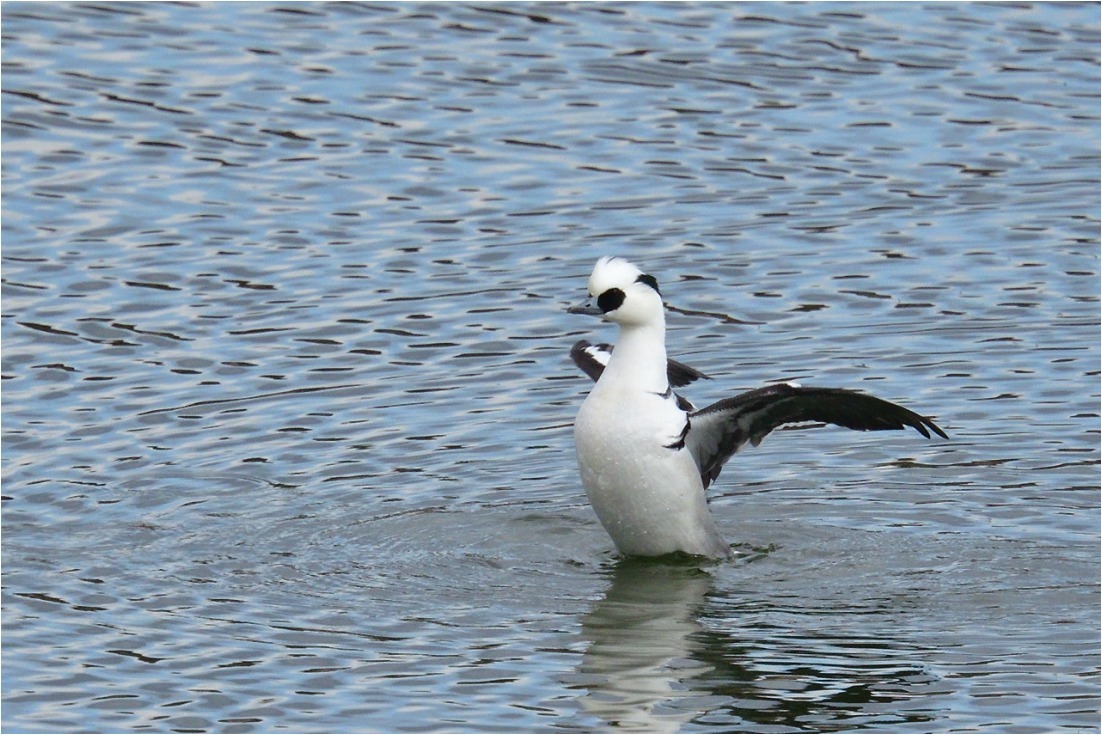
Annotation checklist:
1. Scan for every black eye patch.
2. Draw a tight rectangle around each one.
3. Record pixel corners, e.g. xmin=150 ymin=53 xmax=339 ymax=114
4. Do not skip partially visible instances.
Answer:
xmin=635 ymin=273 xmax=660 ymax=294
xmin=597 ymin=287 xmax=625 ymax=313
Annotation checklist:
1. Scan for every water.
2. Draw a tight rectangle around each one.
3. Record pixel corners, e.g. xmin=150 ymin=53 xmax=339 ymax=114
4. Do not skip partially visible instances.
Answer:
xmin=2 ymin=2 xmax=1098 ymax=732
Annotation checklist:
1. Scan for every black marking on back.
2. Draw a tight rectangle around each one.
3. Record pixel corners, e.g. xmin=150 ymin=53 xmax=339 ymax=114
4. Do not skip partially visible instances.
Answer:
xmin=635 ymin=273 xmax=660 ymax=294
xmin=674 ymin=393 xmax=696 ymax=412
xmin=664 ymin=417 xmax=690 ymax=450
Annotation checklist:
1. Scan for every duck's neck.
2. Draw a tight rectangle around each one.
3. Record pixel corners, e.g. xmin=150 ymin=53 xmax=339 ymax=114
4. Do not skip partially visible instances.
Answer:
xmin=602 ymin=320 xmax=669 ymax=394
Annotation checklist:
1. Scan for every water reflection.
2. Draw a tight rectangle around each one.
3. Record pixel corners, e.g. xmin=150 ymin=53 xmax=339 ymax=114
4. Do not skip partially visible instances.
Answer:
xmin=577 ymin=556 xmax=940 ymax=732
xmin=576 ymin=559 xmax=719 ymax=732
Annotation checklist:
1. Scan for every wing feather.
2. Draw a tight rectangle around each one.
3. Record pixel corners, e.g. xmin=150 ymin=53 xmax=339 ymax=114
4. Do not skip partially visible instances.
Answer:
xmin=569 ymin=339 xmax=708 ymax=387
xmin=687 ymin=384 xmax=947 ymax=488
xmin=570 ymin=340 xmax=946 ymax=490
xmin=569 ymin=340 xmax=610 ymax=383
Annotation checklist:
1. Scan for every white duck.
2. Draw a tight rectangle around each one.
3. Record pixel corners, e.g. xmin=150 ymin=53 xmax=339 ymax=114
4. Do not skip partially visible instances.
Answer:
xmin=569 ymin=256 xmax=946 ymax=559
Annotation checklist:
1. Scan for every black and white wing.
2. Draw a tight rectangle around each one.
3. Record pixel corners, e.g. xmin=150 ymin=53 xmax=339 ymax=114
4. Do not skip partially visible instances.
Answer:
xmin=570 ymin=339 xmax=709 ymax=387
xmin=686 ymin=383 xmax=947 ymax=489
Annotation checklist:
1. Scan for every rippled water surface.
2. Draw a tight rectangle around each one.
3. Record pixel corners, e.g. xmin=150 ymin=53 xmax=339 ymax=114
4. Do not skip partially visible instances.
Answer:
xmin=3 ymin=2 xmax=1099 ymax=732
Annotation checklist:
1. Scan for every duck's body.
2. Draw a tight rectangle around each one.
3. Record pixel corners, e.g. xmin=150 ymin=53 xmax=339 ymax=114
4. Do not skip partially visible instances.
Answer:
xmin=573 ymin=316 xmax=729 ymax=557
xmin=568 ymin=256 xmax=946 ymax=559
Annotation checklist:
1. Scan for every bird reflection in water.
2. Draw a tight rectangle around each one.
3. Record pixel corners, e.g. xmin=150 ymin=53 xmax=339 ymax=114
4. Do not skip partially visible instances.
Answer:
xmin=572 ymin=558 xmax=721 ymax=732
xmin=571 ymin=554 xmax=937 ymax=732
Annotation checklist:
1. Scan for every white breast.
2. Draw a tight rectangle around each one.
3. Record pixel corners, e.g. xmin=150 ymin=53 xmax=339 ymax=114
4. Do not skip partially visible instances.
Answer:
xmin=574 ymin=382 xmax=730 ymax=558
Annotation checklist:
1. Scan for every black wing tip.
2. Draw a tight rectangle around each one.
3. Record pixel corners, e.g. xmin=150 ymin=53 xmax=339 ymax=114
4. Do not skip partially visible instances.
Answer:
xmin=667 ymin=357 xmax=709 ymax=387
xmin=851 ymin=403 xmax=948 ymax=440
xmin=869 ymin=393 xmax=947 ymax=440
xmin=807 ymin=385 xmax=949 ymax=441
xmin=855 ymin=402 xmax=947 ymax=440
xmin=914 ymin=416 xmax=948 ymax=440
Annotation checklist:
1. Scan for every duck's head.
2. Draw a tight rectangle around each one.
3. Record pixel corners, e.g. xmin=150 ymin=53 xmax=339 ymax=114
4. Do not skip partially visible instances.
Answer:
xmin=568 ymin=256 xmax=664 ymax=327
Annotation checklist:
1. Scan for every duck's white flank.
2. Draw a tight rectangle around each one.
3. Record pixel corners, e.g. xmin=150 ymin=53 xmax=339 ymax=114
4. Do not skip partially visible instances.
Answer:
xmin=568 ymin=256 xmax=946 ymax=559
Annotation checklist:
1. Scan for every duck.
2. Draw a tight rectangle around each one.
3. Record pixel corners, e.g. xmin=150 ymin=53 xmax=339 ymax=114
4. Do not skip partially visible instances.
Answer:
xmin=568 ymin=256 xmax=947 ymax=559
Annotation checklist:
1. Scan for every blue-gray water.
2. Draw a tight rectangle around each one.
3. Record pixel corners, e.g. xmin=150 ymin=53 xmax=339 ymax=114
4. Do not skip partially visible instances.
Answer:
xmin=3 ymin=2 xmax=1099 ymax=732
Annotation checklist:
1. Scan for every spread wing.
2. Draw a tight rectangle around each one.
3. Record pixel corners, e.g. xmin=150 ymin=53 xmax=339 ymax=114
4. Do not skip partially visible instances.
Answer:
xmin=686 ymin=383 xmax=947 ymax=488
xmin=570 ymin=339 xmax=708 ymax=387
